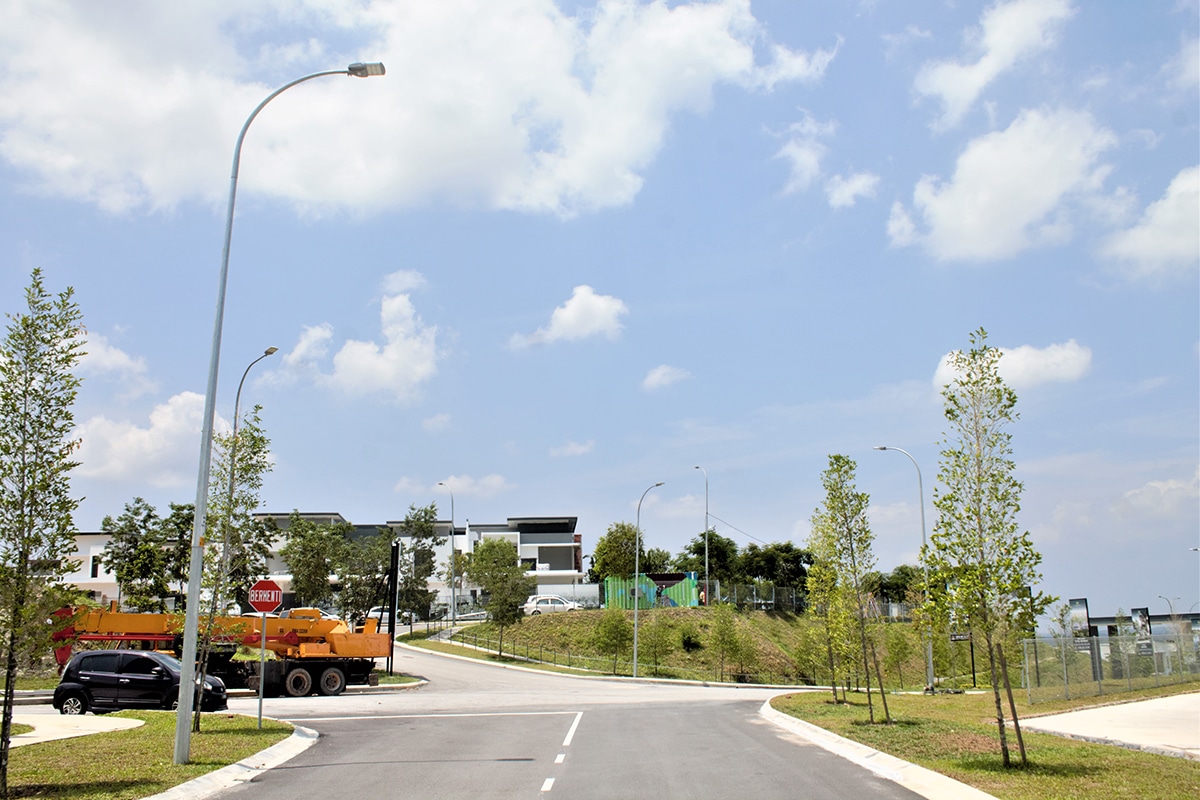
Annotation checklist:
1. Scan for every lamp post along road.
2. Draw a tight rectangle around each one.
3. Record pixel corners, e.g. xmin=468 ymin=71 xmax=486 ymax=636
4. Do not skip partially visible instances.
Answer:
xmin=874 ymin=445 xmax=935 ymax=692
xmin=439 ymin=482 xmax=455 ymax=624
xmin=175 ymin=62 xmax=385 ymax=765
xmin=694 ymin=466 xmax=708 ymax=605
xmin=632 ymin=481 xmax=664 ymax=679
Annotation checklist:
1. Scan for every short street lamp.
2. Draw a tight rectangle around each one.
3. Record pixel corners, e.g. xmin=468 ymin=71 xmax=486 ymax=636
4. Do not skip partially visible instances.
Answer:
xmin=176 ymin=62 xmax=385 ymax=765
xmin=632 ymin=481 xmax=664 ymax=679
xmin=694 ymin=465 xmax=709 ymax=605
xmin=874 ymin=445 xmax=936 ymax=692
xmin=438 ymin=482 xmax=456 ymax=624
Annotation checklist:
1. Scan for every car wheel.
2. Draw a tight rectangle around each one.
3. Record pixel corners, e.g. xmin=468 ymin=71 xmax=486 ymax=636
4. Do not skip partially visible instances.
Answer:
xmin=530 ymin=610 xmax=540 ymax=615
xmin=59 ymin=692 xmax=88 ymax=715
xmin=163 ymin=692 xmax=179 ymax=711
xmin=284 ymin=668 xmax=313 ymax=697
xmin=318 ymin=667 xmax=346 ymax=696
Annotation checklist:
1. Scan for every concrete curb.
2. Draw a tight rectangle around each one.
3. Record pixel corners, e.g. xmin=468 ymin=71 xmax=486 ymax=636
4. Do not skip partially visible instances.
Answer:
xmin=141 ymin=722 xmax=319 ymax=800
xmin=758 ymin=701 xmax=999 ymax=800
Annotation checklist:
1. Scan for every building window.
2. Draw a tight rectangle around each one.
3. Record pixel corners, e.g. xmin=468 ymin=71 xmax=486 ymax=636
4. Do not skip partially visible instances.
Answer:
xmin=90 ymin=557 xmax=100 ymax=578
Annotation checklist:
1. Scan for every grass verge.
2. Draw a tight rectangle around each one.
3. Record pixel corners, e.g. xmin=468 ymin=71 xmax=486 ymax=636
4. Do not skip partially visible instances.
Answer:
xmin=8 ymin=710 xmax=292 ymax=800
xmin=771 ymin=690 xmax=1199 ymax=800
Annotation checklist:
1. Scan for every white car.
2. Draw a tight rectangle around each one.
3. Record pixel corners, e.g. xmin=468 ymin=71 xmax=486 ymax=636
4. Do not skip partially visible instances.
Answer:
xmin=523 ymin=595 xmax=580 ymax=615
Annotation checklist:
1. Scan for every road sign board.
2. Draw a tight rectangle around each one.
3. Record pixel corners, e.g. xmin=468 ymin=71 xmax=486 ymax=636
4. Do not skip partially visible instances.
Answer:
xmin=248 ymin=579 xmax=283 ymax=613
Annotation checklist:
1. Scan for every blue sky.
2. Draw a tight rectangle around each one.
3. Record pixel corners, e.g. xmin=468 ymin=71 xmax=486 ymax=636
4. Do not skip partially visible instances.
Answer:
xmin=1 ymin=1 xmax=1196 ymax=622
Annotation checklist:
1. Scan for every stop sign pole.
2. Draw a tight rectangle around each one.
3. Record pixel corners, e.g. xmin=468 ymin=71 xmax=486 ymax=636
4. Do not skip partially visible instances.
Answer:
xmin=249 ymin=579 xmax=282 ymax=728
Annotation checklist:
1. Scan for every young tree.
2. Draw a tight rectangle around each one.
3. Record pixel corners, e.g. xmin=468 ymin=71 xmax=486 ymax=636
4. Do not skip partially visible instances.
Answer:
xmin=926 ymin=328 xmax=1054 ymax=767
xmin=810 ymin=455 xmax=889 ymax=723
xmin=0 ymin=269 xmax=85 ymax=797
xmin=708 ymin=603 xmax=744 ymax=680
xmin=100 ymin=498 xmax=171 ymax=612
xmin=589 ymin=522 xmax=642 ymax=582
xmin=883 ymin=625 xmax=916 ymax=690
xmin=639 ymin=611 xmax=675 ymax=675
xmin=336 ymin=527 xmax=393 ymax=625
xmin=160 ymin=502 xmax=194 ymax=610
xmin=593 ymin=605 xmax=633 ymax=674
xmin=466 ymin=538 xmax=534 ymax=658
xmin=803 ymin=545 xmax=854 ymax=702
xmin=395 ymin=503 xmax=443 ymax=621
xmin=279 ymin=511 xmax=347 ymax=608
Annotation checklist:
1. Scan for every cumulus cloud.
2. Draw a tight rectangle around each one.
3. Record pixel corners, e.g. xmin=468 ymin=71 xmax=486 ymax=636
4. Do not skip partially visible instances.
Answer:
xmin=825 ymin=171 xmax=880 ymax=208
xmin=642 ymin=364 xmax=693 ymax=391
xmin=889 ymin=107 xmax=1116 ymax=261
xmin=77 ymin=333 xmax=157 ymax=399
xmin=0 ymin=0 xmax=833 ymax=218
xmin=266 ymin=270 xmax=438 ymax=401
xmin=510 ymin=285 xmax=628 ymax=348
xmin=423 ymin=474 xmax=514 ymax=498
xmin=933 ymin=338 xmax=1092 ymax=391
xmin=422 ymin=413 xmax=451 ymax=433
xmin=1164 ymin=37 xmax=1199 ymax=91
xmin=1113 ymin=468 xmax=1200 ymax=521
xmin=76 ymin=391 xmax=203 ymax=487
xmin=550 ymin=439 xmax=594 ymax=457
xmin=915 ymin=0 xmax=1076 ymax=131
xmin=1100 ymin=165 xmax=1199 ymax=282
xmin=775 ymin=112 xmax=836 ymax=194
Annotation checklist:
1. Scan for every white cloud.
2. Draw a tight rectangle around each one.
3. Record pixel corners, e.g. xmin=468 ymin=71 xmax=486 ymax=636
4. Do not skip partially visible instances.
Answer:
xmin=1113 ymin=468 xmax=1200 ymax=522
xmin=431 ymin=474 xmax=515 ymax=498
xmin=914 ymin=0 xmax=1076 ymax=131
xmin=422 ymin=413 xmax=451 ymax=433
xmin=642 ymin=364 xmax=693 ymax=391
xmin=78 ymin=333 xmax=157 ymax=399
xmin=510 ymin=285 xmax=628 ymax=348
xmin=381 ymin=269 xmax=427 ymax=295
xmin=825 ymin=171 xmax=880 ymax=208
xmin=933 ymin=338 xmax=1092 ymax=391
xmin=1100 ymin=165 xmax=1200 ymax=282
xmin=890 ymin=107 xmax=1116 ymax=261
xmin=1165 ymin=37 xmax=1199 ymax=91
xmin=550 ymin=440 xmax=594 ymax=457
xmin=267 ymin=276 xmax=439 ymax=401
xmin=0 ymin=0 xmax=832 ymax=218
xmin=76 ymin=391 xmax=203 ymax=487
xmin=775 ymin=111 xmax=836 ymax=194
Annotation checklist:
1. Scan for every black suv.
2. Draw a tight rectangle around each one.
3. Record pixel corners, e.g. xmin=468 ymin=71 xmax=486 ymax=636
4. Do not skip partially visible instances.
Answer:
xmin=53 ymin=650 xmax=228 ymax=715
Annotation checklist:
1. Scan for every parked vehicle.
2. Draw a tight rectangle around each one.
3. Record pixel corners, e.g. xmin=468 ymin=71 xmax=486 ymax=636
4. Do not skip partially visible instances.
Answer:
xmin=523 ymin=595 xmax=580 ymax=615
xmin=53 ymin=649 xmax=227 ymax=715
xmin=366 ymin=606 xmax=414 ymax=631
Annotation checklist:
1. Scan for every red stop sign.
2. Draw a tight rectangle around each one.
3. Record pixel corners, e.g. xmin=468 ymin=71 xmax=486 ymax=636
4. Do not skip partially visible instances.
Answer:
xmin=248 ymin=579 xmax=283 ymax=613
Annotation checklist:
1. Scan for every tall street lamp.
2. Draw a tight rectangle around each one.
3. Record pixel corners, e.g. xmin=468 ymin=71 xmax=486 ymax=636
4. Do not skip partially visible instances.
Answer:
xmin=176 ymin=61 xmax=385 ymax=765
xmin=874 ymin=445 xmax=936 ymax=692
xmin=438 ymin=482 xmax=455 ymax=624
xmin=632 ymin=481 xmax=664 ymax=679
xmin=693 ymin=465 xmax=709 ymax=605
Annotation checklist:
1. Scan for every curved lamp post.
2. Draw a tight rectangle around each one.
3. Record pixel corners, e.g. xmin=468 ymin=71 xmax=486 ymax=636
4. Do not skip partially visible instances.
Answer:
xmin=632 ymin=481 xmax=664 ymax=678
xmin=176 ymin=62 xmax=385 ymax=764
xmin=694 ymin=466 xmax=709 ymax=605
xmin=438 ymin=482 xmax=455 ymax=624
xmin=874 ymin=445 xmax=935 ymax=692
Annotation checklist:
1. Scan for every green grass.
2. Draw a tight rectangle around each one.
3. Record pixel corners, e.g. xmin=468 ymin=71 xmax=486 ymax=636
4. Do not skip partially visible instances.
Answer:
xmin=7 ymin=710 xmax=292 ymax=800
xmin=771 ymin=690 xmax=1200 ymax=800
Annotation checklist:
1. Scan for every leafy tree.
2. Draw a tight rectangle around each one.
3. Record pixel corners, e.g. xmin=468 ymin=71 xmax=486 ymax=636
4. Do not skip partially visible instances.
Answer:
xmin=925 ymin=328 xmax=1054 ymax=767
xmin=336 ymin=527 xmax=393 ymax=625
xmin=160 ymin=503 xmax=194 ymax=610
xmin=802 ymin=553 xmax=854 ymax=702
xmin=0 ymin=269 xmax=85 ymax=796
xmin=671 ymin=529 xmax=738 ymax=585
xmin=204 ymin=405 xmax=273 ymax=610
xmin=639 ymin=610 xmax=675 ymax=675
xmin=642 ymin=547 xmax=672 ymax=574
xmin=871 ymin=564 xmax=922 ymax=606
xmin=279 ymin=511 xmax=348 ymax=608
xmin=395 ymin=503 xmax=443 ymax=621
xmin=466 ymin=538 xmax=534 ymax=658
xmin=883 ymin=625 xmax=916 ymax=689
xmin=100 ymin=498 xmax=170 ymax=612
xmin=708 ymin=603 xmax=744 ymax=680
xmin=593 ymin=605 xmax=633 ymax=674
xmin=739 ymin=541 xmax=814 ymax=592
xmin=589 ymin=522 xmax=642 ymax=582
xmin=810 ymin=455 xmax=889 ymax=723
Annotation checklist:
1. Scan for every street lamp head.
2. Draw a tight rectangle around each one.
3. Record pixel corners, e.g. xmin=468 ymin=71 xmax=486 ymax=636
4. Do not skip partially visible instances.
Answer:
xmin=873 ymin=445 xmax=887 ymax=451
xmin=348 ymin=62 xmax=386 ymax=77
xmin=264 ymin=346 xmax=279 ymax=356
xmin=654 ymin=481 xmax=665 ymax=487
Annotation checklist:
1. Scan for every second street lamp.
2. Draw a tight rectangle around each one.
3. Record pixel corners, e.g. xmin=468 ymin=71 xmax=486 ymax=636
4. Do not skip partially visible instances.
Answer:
xmin=438 ymin=482 xmax=455 ymax=624
xmin=632 ymin=481 xmax=664 ymax=679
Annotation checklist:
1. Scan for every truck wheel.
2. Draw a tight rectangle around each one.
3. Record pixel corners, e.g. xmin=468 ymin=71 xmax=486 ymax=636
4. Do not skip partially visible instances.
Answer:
xmin=59 ymin=691 xmax=88 ymax=715
xmin=318 ymin=667 xmax=346 ymax=696
xmin=284 ymin=667 xmax=313 ymax=697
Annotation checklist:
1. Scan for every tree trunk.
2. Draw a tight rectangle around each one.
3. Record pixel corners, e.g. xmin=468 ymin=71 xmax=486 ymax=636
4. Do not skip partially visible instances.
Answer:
xmin=997 ymin=642 xmax=1026 ymax=765
xmin=822 ymin=615 xmax=839 ymax=703
xmin=856 ymin=615 xmax=874 ymax=723
xmin=868 ymin=632 xmax=891 ymax=724
xmin=984 ymin=630 xmax=1011 ymax=767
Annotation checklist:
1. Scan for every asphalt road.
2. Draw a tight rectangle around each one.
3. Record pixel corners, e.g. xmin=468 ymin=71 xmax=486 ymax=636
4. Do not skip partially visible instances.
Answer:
xmin=219 ymin=647 xmax=923 ymax=799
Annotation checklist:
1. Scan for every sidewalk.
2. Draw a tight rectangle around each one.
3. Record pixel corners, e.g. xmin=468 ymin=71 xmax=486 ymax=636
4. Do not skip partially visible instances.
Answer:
xmin=9 ymin=712 xmax=143 ymax=747
xmin=1022 ymin=691 xmax=1200 ymax=760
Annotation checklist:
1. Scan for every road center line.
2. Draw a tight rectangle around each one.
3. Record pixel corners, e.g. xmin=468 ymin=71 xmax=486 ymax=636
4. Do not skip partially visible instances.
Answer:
xmin=555 ymin=754 xmax=565 ymax=764
xmin=562 ymin=711 xmax=583 ymax=746
xmin=283 ymin=711 xmax=580 ymax=722
xmin=541 ymin=778 xmax=554 ymax=792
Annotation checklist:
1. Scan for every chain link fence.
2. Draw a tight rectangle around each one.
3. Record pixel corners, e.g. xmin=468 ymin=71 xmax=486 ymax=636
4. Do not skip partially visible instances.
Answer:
xmin=1022 ymin=633 xmax=1200 ymax=704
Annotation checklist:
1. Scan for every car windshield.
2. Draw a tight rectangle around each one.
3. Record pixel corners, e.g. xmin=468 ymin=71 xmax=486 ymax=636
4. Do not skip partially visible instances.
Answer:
xmin=153 ymin=653 xmax=182 ymax=672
